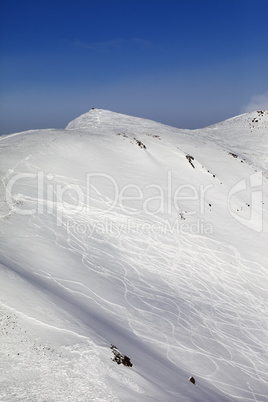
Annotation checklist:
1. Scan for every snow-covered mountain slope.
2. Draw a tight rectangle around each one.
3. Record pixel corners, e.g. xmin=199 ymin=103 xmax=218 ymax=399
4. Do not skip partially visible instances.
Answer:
xmin=197 ymin=110 xmax=268 ymax=173
xmin=0 ymin=109 xmax=268 ymax=401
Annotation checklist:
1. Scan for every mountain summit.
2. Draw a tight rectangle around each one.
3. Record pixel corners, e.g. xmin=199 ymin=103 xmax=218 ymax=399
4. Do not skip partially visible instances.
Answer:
xmin=0 ymin=110 xmax=268 ymax=401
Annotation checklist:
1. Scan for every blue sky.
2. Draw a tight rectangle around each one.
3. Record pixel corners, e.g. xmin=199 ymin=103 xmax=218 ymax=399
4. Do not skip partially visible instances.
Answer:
xmin=1 ymin=0 xmax=268 ymax=134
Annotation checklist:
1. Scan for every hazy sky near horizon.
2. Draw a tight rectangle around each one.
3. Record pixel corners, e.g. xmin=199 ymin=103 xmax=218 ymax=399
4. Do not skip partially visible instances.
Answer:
xmin=1 ymin=0 xmax=268 ymax=134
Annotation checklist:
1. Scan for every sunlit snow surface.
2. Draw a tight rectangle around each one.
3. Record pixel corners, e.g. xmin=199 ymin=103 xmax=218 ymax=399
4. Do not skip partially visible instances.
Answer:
xmin=0 ymin=109 xmax=268 ymax=401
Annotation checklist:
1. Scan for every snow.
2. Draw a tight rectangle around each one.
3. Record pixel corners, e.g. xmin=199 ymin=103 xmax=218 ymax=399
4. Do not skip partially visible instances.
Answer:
xmin=0 ymin=108 xmax=268 ymax=401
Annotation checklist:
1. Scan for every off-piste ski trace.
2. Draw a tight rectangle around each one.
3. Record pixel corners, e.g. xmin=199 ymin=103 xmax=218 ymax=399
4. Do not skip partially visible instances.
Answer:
xmin=0 ymin=109 xmax=268 ymax=401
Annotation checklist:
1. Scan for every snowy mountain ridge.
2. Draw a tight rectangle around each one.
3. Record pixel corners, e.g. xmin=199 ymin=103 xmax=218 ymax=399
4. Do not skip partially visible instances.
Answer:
xmin=0 ymin=109 xmax=268 ymax=401
xmin=66 ymin=108 xmax=268 ymax=172
xmin=199 ymin=110 xmax=268 ymax=172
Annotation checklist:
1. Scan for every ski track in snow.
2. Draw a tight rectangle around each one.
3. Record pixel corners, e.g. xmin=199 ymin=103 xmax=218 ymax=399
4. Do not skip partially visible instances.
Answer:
xmin=1 ymin=109 xmax=268 ymax=401
xmin=13 ymin=186 xmax=267 ymax=401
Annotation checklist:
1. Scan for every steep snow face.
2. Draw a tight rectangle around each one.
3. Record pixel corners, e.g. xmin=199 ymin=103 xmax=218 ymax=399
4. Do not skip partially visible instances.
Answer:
xmin=197 ymin=110 xmax=268 ymax=173
xmin=0 ymin=109 xmax=268 ymax=401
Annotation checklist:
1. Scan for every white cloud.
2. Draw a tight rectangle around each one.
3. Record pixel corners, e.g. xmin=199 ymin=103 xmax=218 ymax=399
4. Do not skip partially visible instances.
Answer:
xmin=242 ymin=92 xmax=268 ymax=112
